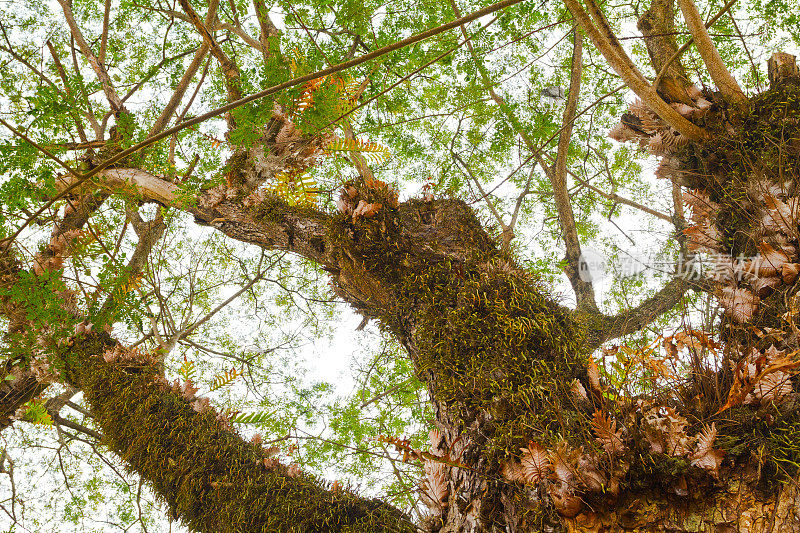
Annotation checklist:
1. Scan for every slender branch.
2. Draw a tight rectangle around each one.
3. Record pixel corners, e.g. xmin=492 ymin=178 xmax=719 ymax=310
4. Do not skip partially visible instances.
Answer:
xmin=569 ymin=170 xmax=672 ymax=222
xmin=149 ymin=43 xmax=210 ymax=136
xmin=99 ymin=0 xmax=111 ymax=67
xmin=118 ymin=46 xmax=202 ymax=108
xmin=51 ymin=412 xmax=104 ymax=441
xmin=0 ymin=23 xmax=58 ymax=90
xmin=507 ymin=164 xmax=537 ymax=235
xmin=178 ymin=0 xmax=243 ymax=114
xmin=176 ymin=268 xmax=266 ymax=342
xmin=553 ymin=31 xmax=599 ymax=312
xmin=217 ymin=21 xmax=263 ymax=51
xmin=727 ymin=11 xmax=761 ymax=92
xmin=450 ymin=0 xmax=596 ymax=307
xmin=451 ymin=150 xmax=510 ymax=237
xmin=57 ymin=0 xmax=126 ymax=113
xmin=48 ymin=41 xmax=92 ymax=144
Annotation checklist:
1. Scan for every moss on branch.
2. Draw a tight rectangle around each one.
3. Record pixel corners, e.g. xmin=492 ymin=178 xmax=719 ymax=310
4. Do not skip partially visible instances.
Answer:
xmin=61 ymin=333 xmax=415 ymax=533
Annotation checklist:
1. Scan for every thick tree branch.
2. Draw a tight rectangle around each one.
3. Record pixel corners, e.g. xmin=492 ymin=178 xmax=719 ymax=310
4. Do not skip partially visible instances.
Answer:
xmin=563 ymin=0 xmax=708 ymax=140
xmin=0 ymin=192 xmax=106 ymax=431
xmin=60 ymin=333 xmax=415 ymax=532
xmin=652 ymin=0 xmax=739 ymax=92
xmin=676 ymin=0 xmax=747 ymax=106
xmin=0 ymin=196 xmax=165 ymax=434
xmin=55 ymin=168 xmax=333 ymax=267
xmin=638 ymin=0 xmax=695 ymax=103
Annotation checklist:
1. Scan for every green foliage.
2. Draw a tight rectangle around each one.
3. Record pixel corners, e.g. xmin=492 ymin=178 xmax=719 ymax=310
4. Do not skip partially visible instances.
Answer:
xmin=327 ymin=137 xmax=392 ymax=165
xmin=19 ymin=398 xmax=52 ymax=426
xmin=271 ymin=170 xmax=320 ymax=206
xmin=231 ymin=410 xmax=275 ymax=424
xmin=208 ymin=367 xmax=239 ymax=393
xmin=177 ymin=357 xmax=197 ymax=384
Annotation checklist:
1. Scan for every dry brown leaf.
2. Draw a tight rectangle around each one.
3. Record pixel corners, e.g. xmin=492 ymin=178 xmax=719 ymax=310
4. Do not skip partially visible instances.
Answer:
xmin=519 ymin=442 xmax=550 ymax=484
xmin=591 ymin=410 xmax=625 ymax=455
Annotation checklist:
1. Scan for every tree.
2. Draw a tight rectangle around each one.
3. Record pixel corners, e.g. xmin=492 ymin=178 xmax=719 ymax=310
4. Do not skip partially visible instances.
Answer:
xmin=0 ymin=0 xmax=799 ymax=530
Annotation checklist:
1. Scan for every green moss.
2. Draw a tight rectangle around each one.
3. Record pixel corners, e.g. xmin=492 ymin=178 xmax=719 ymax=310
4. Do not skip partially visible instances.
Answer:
xmin=251 ymin=193 xmax=292 ymax=222
xmin=407 ymin=257 xmax=590 ymax=458
xmin=323 ymin=179 xmax=597 ymax=467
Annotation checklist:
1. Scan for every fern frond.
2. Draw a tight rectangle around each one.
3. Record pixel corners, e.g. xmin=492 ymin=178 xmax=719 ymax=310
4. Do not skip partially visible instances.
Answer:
xmin=519 ymin=441 xmax=550 ymax=484
xmin=232 ymin=410 xmax=275 ymax=425
xmin=331 ymin=75 xmax=362 ymax=118
xmin=177 ymin=356 xmax=196 ymax=383
xmin=208 ymin=368 xmax=239 ymax=393
xmin=334 ymin=75 xmax=361 ymax=103
xmin=591 ymin=410 xmax=625 ymax=454
xmin=295 ymin=77 xmax=326 ymax=116
xmin=271 ymin=170 xmax=319 ymax=206
xmin=694 ymin=423 xmax=717 ymax=457
xmin=326 ymin=136 xmax=391 ymax=165
xmin=21 ymin=399 xmax=52 ymax=426
xmin=110 ymin=273 xmax=143 ymax=305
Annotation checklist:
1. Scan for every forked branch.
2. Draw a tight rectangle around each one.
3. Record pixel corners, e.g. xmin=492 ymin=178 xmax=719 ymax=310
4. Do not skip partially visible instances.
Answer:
xmin=563 ymin=0 xmax=708 ymax=140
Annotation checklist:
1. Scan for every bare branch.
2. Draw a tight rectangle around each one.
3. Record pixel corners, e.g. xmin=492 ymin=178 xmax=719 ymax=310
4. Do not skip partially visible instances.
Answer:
xmin=552 ymin=31 xmax=599 ymax=312
xmin=567 ymin=167 xmax=672 ymax=222
xmin=149 ymin=43 xmax=210 ymax=136
xmin=178 ymin=0 xmax=243 ymax=124
xmin=99 ymin=0 xmax=111 ymax=67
